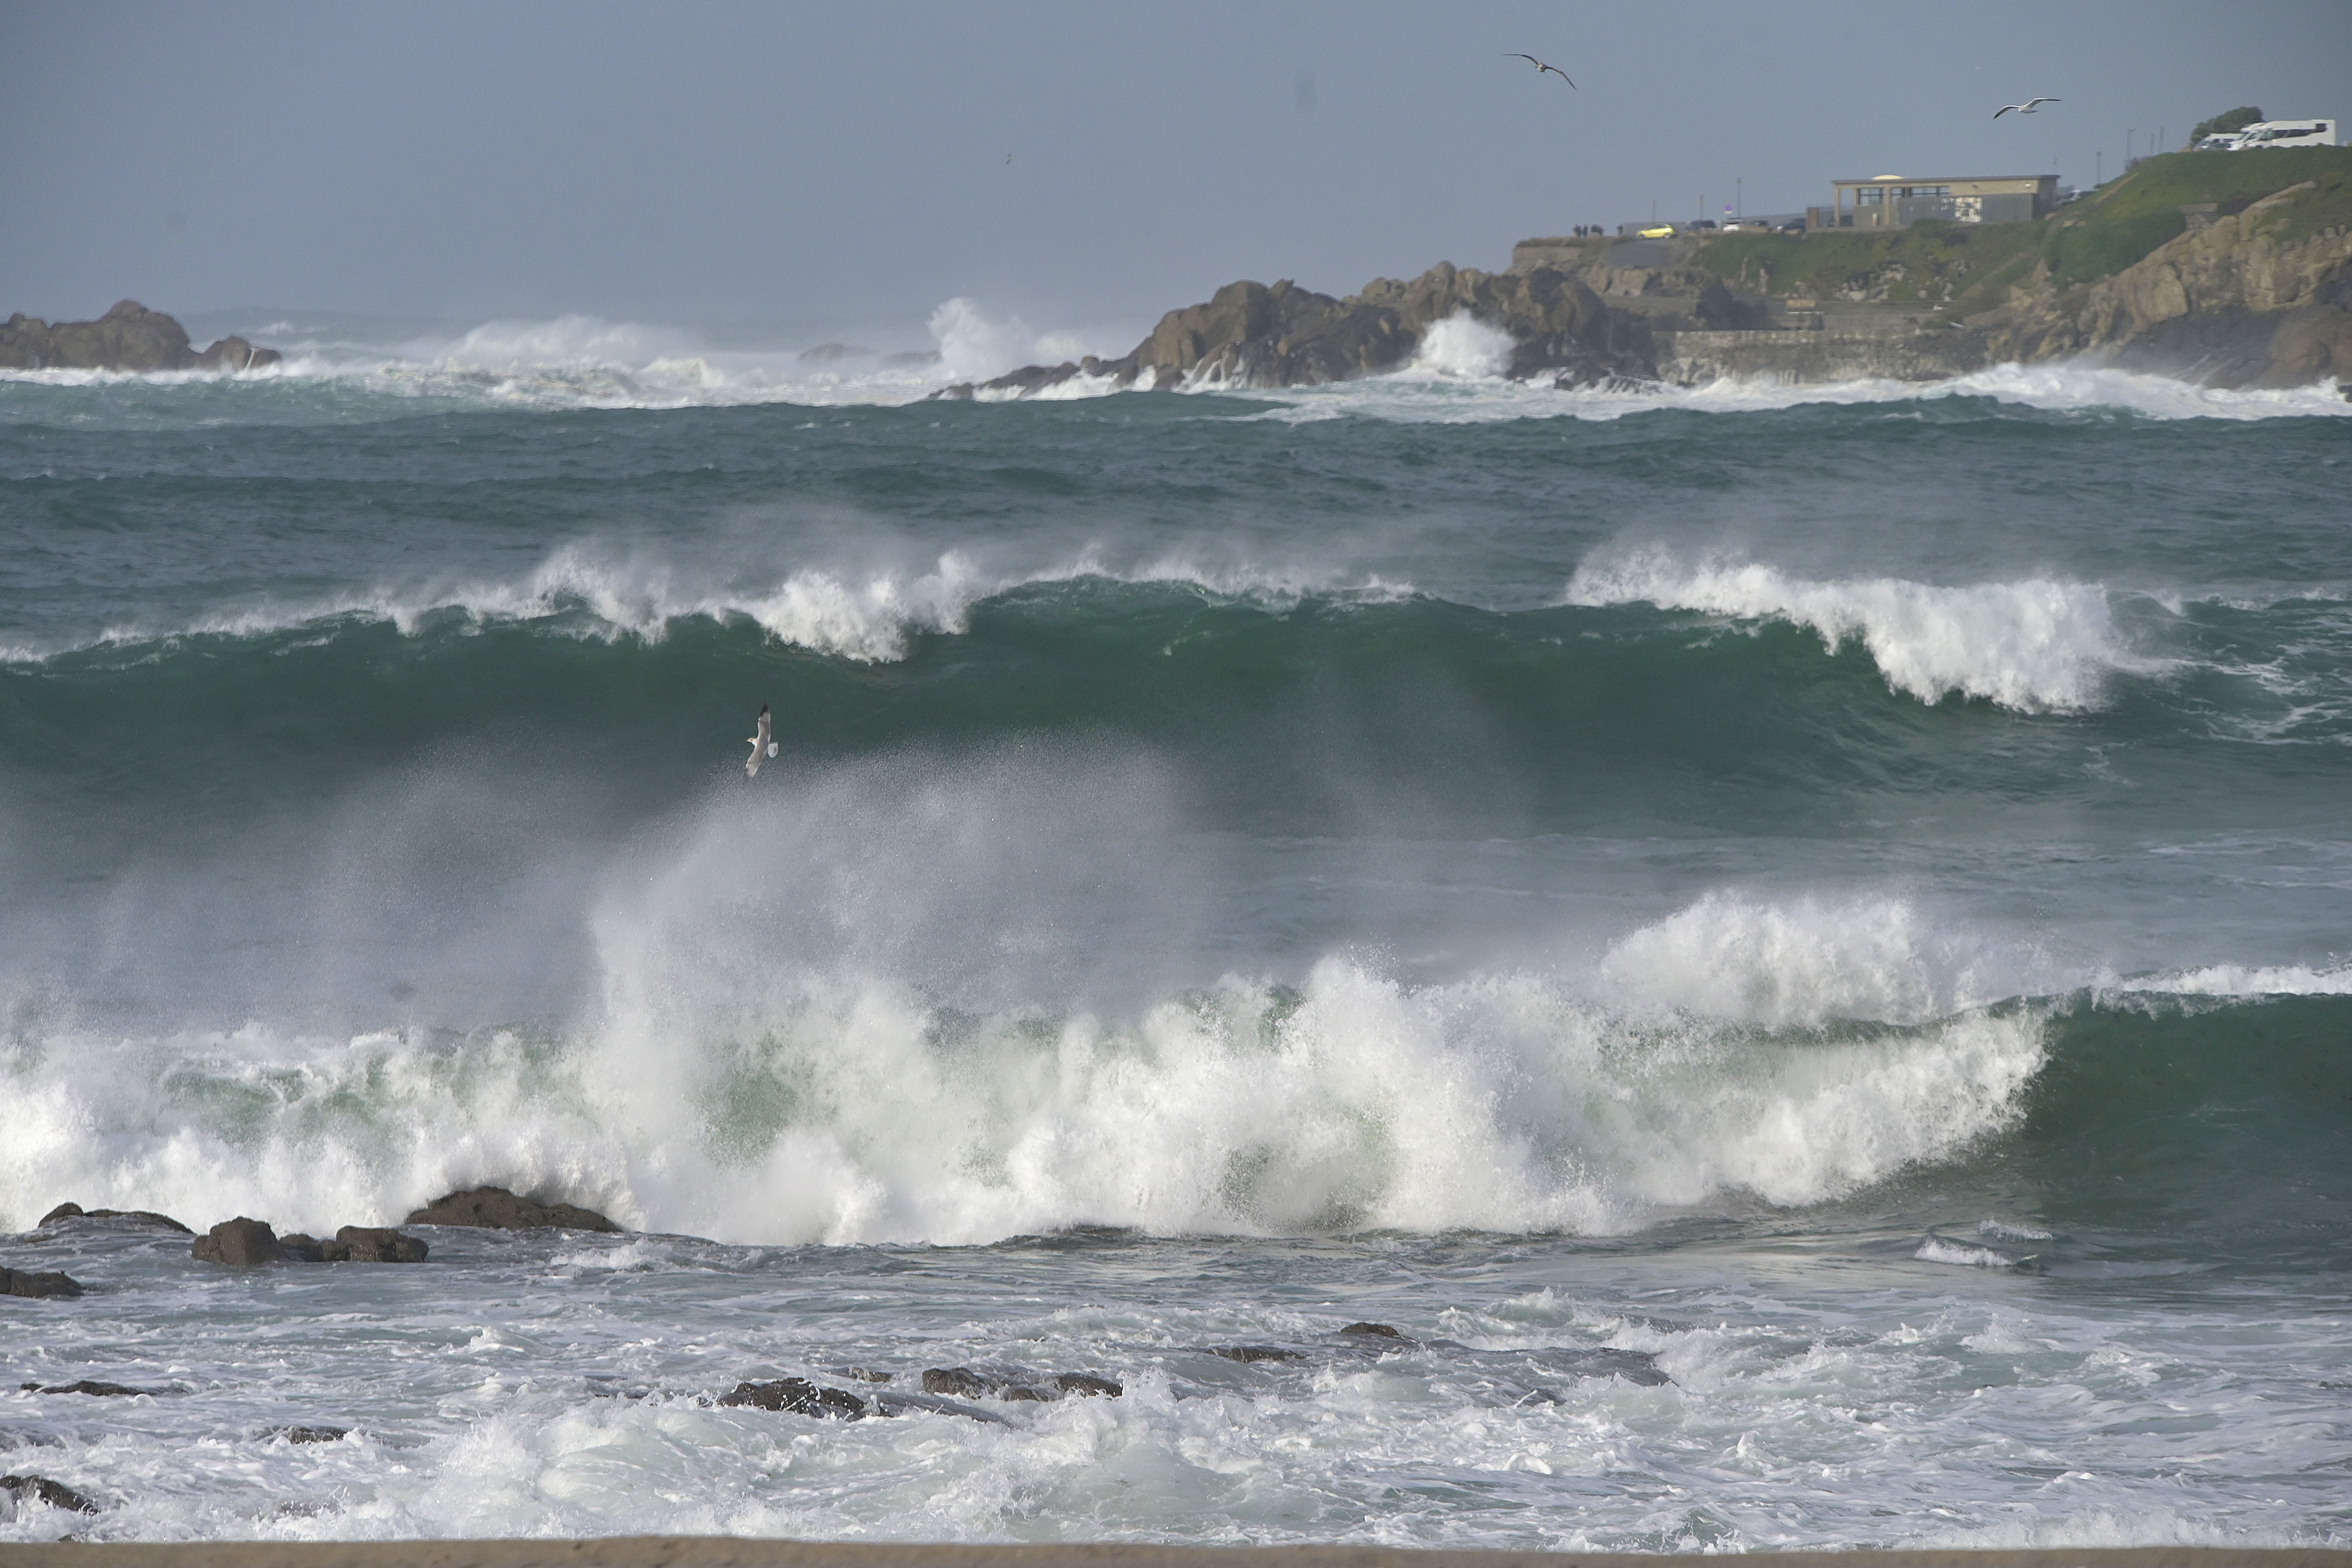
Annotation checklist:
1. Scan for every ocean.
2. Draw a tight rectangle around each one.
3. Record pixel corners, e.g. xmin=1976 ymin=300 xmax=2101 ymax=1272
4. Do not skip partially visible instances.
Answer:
xmin=2 ymin=315 xmax=2348 ymax=1550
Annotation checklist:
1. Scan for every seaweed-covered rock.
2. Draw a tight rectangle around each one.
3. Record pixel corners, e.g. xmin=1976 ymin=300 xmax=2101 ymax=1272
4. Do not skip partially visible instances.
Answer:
xmin=0 ymin=1268 xmax=83 ymax=1300
xmin=1 ymin=1473 xmax=99 ymax=1514
xmin=38 ymin=1202 xmax=192 ymax=1235
xmin=404 ymin=1186 xmax=620 ymax=1233
xmin=717 ymin=1378 xmax=870 ymax=1419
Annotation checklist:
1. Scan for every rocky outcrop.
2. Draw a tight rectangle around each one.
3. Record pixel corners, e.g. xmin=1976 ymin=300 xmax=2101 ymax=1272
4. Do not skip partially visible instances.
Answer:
xmin=1 ymin=1267 xmax=84 ymax=1300
xmin=0 ymin=301 xmax=279 ymax=372
xmin=1976 ymin=183 xmax=2352 ymax=385
xmin=938 ymin=261 xmax=1628 ymax=398
xmin=1657 ymin=327 xmax=1990 ymax=384
xmin=1 ymin=1474 xmax=100 ymax=1515
xmin=191 ymin=1217 xmax=428 ymax=1264
xmin=39 ymin=1202 xmax=191 ymax=1235
xmin=404 ymin=1186 xmax=621 ymax=1232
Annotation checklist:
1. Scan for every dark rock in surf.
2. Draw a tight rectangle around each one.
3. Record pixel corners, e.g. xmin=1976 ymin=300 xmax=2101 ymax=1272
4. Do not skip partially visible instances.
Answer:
xmin=1 ymin=1473 xmax=100 ymax=1515
xmin=919 ymin=1366 xmax=992 ymax=1399
xmin=20 ymin=1381 xmax=155 ymax=1398
xmin=1050 ymin=1372 xmax=1122 ymax=1397
xmin=1341 ymin=1322 xmax=1408 ymax=1340
xmin=404 ymin=1186 xmax=621 ymax=1233
xmin=0 ymin=300 xmax=279 ymax=373
xmin=921 ymin=1366 xmax=1123 ymax=1401
xmin=260 ymin=1425 xmax=350 ymax=1445
xmin=1 ymin=1269 xmax=83 ymax=1300
xmin=1204 ymin=1344 xmax=1306 ymax=1364
xmin=718 ymin=1377 xmax=870 ymax=1419
xmin=191 ymin=1217 xmax=285 ymax=1265
xmin=327 ymin=1226 xmax=428 ymax=1263
xmin=38 ymin=1202 xmax=193 ymax=1235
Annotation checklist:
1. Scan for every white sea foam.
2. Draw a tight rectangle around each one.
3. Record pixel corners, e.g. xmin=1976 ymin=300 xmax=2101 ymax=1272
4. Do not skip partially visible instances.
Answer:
xmin=1245 ymin=357 xmax=2352 ymax=426
xmin=1408 ymin=314 xmax=1517 ymax=380
xmin=1597 ymin=890 xmax=2004 ymax=1026
xmin=1565 ymin=550 xmax=2154 ymax=710
xmin=2116 ymin=961 xmax=2352 ymax=997
xmin=0 ymin=861 xmax=2047 ymax=1246
xmin=1915 ymin=1236 xmax=2021 ymax=1268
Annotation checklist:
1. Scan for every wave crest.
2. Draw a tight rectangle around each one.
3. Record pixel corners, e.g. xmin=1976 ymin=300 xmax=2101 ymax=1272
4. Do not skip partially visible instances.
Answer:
xmin=1567 ymin=551 xmax=2153 ymax=710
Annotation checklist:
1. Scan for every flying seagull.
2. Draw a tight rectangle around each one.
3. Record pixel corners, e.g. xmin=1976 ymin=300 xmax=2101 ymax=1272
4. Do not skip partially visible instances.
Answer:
xmin=1506 ymin=53 xmax=1575 ymax=88
xmin=1994 ymin=98 xmax=2061 ymax=118
xmin=745 ymin=703 xmax=777 ymax=779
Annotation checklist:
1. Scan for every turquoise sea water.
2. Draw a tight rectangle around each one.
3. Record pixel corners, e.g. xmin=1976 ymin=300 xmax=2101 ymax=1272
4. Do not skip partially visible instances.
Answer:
xmin=2 ymin=345 xmax=2348 ymax=1547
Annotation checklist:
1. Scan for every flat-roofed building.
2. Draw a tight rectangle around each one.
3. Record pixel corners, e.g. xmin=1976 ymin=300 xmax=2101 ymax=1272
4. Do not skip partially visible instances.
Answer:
xmin=1809 ymin=174 xmax=2059 ymax=230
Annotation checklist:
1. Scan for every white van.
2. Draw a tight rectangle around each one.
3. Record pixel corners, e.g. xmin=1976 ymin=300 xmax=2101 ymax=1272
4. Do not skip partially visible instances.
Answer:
xmin=2230 ymin=119 xmax=2337 ymax=150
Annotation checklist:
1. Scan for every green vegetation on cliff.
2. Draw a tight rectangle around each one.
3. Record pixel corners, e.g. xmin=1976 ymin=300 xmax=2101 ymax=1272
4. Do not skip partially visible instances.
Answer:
xmin=1697 ymin=147 xmax=2352 ymax=312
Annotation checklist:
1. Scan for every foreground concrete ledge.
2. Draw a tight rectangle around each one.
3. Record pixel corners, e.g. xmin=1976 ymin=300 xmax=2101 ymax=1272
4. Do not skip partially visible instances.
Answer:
xmin=1 ymin=1543 xmax=2348 ymax=1568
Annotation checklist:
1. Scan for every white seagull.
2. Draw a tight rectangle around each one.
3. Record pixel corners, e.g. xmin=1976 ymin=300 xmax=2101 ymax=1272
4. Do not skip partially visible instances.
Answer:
xmin=745 ymin=703 xmax=778 ymax=779
xmin=1994 ymin=98 xmax=2061 ymax=118
xmin=1506 ymin=53 xmax=1575 ymax=88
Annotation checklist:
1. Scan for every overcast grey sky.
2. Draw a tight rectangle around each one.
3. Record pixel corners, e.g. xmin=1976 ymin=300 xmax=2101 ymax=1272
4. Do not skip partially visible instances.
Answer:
xmin=4 ymin=0 xmax=2345 ymax=340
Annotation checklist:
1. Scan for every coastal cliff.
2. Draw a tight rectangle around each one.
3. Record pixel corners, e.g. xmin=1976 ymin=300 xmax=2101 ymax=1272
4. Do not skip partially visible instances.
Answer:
xmin=949 ymin=147 xmax=2352 ymax=397
xmin=0 ymin=299 xmax=281 ymax=373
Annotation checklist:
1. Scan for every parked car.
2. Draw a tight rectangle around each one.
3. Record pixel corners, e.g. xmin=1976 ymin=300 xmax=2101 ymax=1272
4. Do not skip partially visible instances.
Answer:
xmin=1689 ymin=220 xmax=1719 ymax=230
xmin=1638 ymin=224 xmax=1676 ymax=238
xmin=1778 ymin=218 xmax=1807 ymax=232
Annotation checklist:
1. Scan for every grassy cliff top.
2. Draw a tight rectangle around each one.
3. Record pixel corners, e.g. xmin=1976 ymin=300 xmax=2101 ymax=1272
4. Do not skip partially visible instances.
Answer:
xmin=1697 ymin=147 xmax=2352 ymax=311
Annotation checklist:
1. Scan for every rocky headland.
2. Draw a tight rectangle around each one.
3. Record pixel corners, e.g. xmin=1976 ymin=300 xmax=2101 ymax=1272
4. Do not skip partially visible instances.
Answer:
xmin=0 ymin=299 xmax=280 ymax=373
xmin=945 ymin=147 xmax=2352 ymax=398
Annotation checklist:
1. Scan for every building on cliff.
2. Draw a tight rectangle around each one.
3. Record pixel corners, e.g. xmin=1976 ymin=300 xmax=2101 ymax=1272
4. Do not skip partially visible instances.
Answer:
xmin=1810 ymin=174 xmax=2058 ymax=230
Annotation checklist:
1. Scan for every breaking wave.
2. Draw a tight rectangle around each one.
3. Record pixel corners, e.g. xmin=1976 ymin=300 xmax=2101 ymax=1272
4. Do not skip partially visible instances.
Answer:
xmin=0 ymin=878 xmax=2057 ymax=1245
xmin=1565 ymin=551 xmax=2156 ymax=710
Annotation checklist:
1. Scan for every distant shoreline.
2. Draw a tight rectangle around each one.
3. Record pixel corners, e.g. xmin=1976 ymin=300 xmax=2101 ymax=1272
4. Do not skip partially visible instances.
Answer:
xmin=3 ymin=1545 xmax=2348 ymax=1568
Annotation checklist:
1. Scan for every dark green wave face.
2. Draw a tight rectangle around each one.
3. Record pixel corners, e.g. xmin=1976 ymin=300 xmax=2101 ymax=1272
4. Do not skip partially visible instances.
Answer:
xmin=2 ymin=384 xmax=2349 ymax=1255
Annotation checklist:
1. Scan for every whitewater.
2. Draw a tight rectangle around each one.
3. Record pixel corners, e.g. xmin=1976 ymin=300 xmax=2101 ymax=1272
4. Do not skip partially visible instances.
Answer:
xmin=2 ymin=321 xmax=2349 ymax=1551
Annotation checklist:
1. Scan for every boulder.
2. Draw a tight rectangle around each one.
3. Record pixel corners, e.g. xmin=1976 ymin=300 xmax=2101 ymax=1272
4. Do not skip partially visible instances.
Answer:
xmin=404 ymin=1186 xmax=620 ymax=1233
xmin=1 ymin=1473 xmax=99 ymax=1515
xmin=38 ymin=1202 xmax=192 ymax=1235
xmin=920 ymin=1366 xmax=1121 ymax=1400
xmin=191 ymin=1217 xmax=284 ymax=1265
xmin=329 ymin=1225 xmax=428 ymax=1263
xmin=1 ymin=1268 xmax=83 ymax=1300
xmin=0 ymin=300 xmax=281 ymax=372
xmin=717 ymin=1377 xmax=870 ymax=1419
xmin=1204 ymin=1344 xmax=1305 ymax=1364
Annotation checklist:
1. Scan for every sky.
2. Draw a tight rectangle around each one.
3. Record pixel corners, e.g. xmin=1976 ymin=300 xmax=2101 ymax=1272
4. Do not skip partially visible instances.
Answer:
xmin=4 ymin=0 xmax=2346 ymax=347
